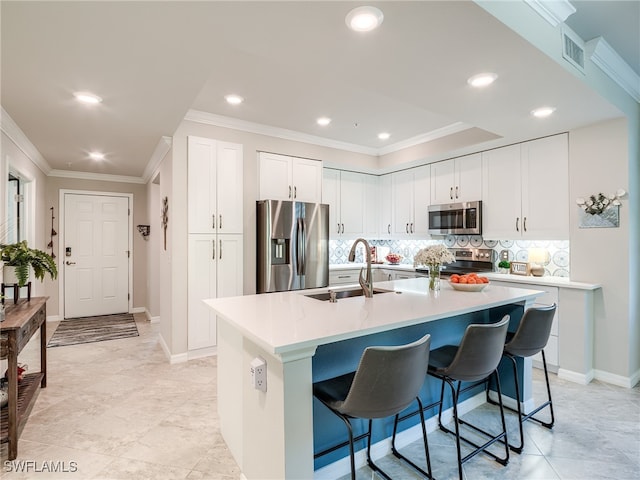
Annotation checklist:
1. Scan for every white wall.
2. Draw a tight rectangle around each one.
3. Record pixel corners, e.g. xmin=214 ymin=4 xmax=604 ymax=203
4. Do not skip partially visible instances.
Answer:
xmin=146 ymin=180 xmax=160 ymax=320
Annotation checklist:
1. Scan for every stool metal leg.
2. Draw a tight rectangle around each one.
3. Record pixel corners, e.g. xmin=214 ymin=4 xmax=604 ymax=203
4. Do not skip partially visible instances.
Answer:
xmin=391 ymin=397 xmax=434 ymax=479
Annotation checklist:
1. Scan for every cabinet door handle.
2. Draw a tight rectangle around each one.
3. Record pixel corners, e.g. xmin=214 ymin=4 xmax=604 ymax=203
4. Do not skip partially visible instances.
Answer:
xmin=411 ymin=223 xmax=414 ymax=234
xmin=220 ymin=239 xmax=222 ymax=260
xmin=455 ymin=186 xmax=459 ymax=199
xmin=341 ymin=223 xmax=344 ymax=234
xmin=219 ymin=215 xmax=222 ymax=230
xmin=212 ymin=214 xmax=216 ymax=229
xmin=212 ymin=240 xmax=215 ymax=260
xmin=523 ymin=217 xmax=527 ymax=232
xmin=294 ymin=186 xmax=297 ymax=199
xmin=406 ymin=223 xmax=409 ymax=233
xmin=337 ymin=223 xmax=341 ymax=234
xmin=289 ymin=186 xmax=292 ymax=199
xmin=387 ymin=224 xmax=391 ymax=234
xmin=65 ymin=261 xmax=76 ymax=265
xmin=338 ymin=275 xmax=351 ymax=279
xmin=516 ymin=217 xmax=520 ymax=232
xmin=450 ymin=187 xmax=453 ymax=200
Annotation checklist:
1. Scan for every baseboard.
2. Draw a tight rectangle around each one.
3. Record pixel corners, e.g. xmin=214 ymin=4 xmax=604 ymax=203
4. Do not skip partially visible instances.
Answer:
xmin=46 ymin=315 xmax=61 ymax=322
xmin=143 ymin=308 xmax=160 ymax=323
xmin=557 ymin=368 xmax=594 ymax=385
xmin=314 ymin=391 xmax=485 ymax=480
xmin=487 ymin=390 xmax=535 ymax=415
xmin=130 ymin=307 xmax=145 ymax=314
xmin=594 ymin=369 xmax=640 ymax=388
xmin=157 ymin=333 xmax=189 ymax=364
xmin=187 ymin=346 xmax=217 ymax=360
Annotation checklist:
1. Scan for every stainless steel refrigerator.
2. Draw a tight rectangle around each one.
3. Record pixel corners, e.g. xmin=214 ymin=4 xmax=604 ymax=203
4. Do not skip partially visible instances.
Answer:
xmin=257 ymin=200 xmax=329 ymax=293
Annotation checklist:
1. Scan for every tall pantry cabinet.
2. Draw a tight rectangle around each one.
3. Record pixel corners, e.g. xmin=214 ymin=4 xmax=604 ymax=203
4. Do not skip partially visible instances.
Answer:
xmin=187 ymin=136 xmax=243 ymax=352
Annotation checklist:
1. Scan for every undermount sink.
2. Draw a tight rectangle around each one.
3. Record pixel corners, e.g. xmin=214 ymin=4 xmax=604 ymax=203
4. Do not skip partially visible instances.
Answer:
xmin=305 ymin=287 xmax=396 ymax=301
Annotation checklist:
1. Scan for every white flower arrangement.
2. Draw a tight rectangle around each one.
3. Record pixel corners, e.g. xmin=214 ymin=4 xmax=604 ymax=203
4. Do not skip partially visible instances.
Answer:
xmin=576 ymin=189 xmax=626 ymax=215
xmin=413 ymin=244 xmax=455 ymax=269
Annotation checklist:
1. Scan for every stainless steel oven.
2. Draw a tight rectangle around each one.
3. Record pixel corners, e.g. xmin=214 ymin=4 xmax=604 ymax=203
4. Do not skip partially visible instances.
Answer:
xmin=428 ymin=201 xmax=482 ymax=236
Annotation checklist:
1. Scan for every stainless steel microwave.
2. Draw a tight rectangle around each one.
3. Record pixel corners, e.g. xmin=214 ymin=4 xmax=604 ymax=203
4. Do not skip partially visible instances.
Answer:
xmin=428 ymin=201 xmax=482 ymax=235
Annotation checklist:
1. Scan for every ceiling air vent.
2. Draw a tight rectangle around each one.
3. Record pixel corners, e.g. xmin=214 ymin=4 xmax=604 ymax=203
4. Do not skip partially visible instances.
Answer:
xmin=562 ymin=27 xmax=585 ymax=74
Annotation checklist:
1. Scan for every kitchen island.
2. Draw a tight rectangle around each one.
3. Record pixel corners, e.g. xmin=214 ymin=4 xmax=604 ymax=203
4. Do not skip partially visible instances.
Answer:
xmin=205 ymin=278 xmax=542 ymax=479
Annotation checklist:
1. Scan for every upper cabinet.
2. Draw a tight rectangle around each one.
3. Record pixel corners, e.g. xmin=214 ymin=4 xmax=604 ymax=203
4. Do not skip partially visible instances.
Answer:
xmin=188 ymin=136 xmax=243 ymax=234
xmin=378 ymin=174 xmax=393 ymax=238
xmin=391 ymin=165 xmax=430 ymax=238
xmin=482 ymin=134 xmax=569 ymax=239
xmin=430 ymin=153 xmax=482 ymax=204
xmin=323 ymin=169 xmax=378 ymax=239
xmin=259 ymin=152 xmax=322 ymax=203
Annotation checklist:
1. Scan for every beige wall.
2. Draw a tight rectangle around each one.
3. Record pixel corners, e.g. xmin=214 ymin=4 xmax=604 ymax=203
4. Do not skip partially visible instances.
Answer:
xmin=158 ymin=149 xmax=174 ymax=352
xmin=569 ymin=118 xmax=632 ymax=379
xmin=44 ymin=177 xmax=148 ymax=317
xmin=1 ymin=131 xmax=50 ymax=298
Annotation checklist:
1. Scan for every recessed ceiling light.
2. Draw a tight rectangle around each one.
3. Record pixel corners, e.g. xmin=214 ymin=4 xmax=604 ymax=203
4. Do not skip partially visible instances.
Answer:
xmin=345 ymin=6 xmax=384 ymax=32
xmin=225 ymin=94 xmax=244 ymax=105
xmin=531 ymin=106 xmax=556 ymax=118
xmin=74 ymin=91 xmax=102 ymax=104
xmin=89 ymin=152 xmax=105 ymax=161
xmin=467 ymin=73 xmax=498 ymax=88
xmin=317 ymin=117 xmax=331 ymax=126
xmin=378 ymin=132 xmax=390 ymax=140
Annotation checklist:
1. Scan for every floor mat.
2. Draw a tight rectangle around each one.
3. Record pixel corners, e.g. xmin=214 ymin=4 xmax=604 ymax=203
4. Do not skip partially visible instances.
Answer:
xmin=47 ymin=313 xmax=139 ymax=347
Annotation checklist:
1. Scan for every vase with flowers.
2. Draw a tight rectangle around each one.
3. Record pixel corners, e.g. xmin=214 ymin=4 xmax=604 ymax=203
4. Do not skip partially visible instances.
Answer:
xmin=414 ymin=245 xmax=455 ymax=291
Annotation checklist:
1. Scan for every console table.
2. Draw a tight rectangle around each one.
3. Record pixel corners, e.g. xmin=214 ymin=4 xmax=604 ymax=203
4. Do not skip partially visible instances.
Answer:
xmin=0 ymin=297 xmax=48 ymax=460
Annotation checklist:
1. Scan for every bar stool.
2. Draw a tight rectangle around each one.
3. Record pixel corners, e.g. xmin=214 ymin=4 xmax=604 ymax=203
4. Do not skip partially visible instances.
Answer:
xmin=313 ymin=333 xmax=433 ymax=480
xmin=427 ymin=315 xmax=511 ymax=480
xmin=491 ymin=303 xmax=557 ymax=453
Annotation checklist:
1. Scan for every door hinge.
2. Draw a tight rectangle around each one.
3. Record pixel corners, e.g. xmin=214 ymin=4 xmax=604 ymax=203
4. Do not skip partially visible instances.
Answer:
xmin=128 ymin=293 xmax=130 ymax=300
xmin=128 ymin=208 xmax=131 ymax=216
xmin=127 ymin=250 xmax=130 ymax=258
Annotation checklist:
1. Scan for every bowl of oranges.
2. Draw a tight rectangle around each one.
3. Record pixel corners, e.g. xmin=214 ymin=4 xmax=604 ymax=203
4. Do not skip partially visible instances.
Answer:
xmin=449 ymin=273 xmax=489 ymax=292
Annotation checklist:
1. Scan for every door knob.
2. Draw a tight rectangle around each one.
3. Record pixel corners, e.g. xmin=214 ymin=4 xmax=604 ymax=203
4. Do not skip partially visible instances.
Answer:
xmin=65 ymin=261 xmax=76 ymax=265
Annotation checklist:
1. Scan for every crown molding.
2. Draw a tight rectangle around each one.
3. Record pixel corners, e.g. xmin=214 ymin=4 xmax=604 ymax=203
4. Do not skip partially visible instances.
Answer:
xmin=185 ymin=109 xmax=474 ymax=157
xmin=185 ymin=109 xmax=379 ymax=156
xmin=524 ymin=0 xmax=576 ymax=27
xmin=377 ymin=122 xmax=473 ymax=156
xmin=143 ymin=136 xmax=172 ymax=183
xmin=0 ymin=107 xmax=52 ymax=175
xmin=587 ymin=37 xmax=640 ymax=103
xmin=48 ymin=169 xmax=146 ymax=184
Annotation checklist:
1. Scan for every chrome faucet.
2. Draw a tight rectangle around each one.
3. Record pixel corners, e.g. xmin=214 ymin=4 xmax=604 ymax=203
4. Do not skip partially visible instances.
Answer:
xmin=348 ymin=238 xmax=373 ymax=298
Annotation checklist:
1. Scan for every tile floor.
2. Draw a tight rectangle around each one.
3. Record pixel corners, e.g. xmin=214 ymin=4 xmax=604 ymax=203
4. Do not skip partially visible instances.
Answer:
xmin=2 ymin=314 xmax=639 ymax=479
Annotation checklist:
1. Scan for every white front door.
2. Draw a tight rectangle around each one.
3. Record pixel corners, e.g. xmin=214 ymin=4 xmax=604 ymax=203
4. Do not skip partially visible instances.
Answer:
xmin=64 ymin=193 xmax=129 ymax=318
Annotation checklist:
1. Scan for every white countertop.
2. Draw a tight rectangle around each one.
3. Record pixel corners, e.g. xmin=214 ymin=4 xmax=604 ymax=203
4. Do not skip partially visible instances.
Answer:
xmin=205 ymin=278 xmax=542 ymax=357
xmin=330 ymin=264 xmax=600 ymax=290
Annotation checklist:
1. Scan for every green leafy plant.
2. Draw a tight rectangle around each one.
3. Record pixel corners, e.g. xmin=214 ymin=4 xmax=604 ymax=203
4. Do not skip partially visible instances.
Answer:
xmin=498 ymin=260 xmax=511 ymax=269
xmin=1 ymin=240 xmax=58 ymax=287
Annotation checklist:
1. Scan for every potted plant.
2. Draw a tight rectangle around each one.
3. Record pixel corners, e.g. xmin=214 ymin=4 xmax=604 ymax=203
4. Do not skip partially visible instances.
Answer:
xmin=498 ymin=260 xmax=511 ymax=274
xmin=1 ymin=240 xmax=58 ymax=288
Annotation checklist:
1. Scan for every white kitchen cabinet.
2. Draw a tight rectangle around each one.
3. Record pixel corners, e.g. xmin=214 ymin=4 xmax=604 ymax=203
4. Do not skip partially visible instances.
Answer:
xmin=259 ymin=152 xmax=322 ymax=203
xmin=482 ymin=134 xmax=568 ymax=240
xmin=323 ymin=169 xmax=377 ymax=239
xmin=431 ymin=153 xmax=482 ymax=204
xmin=391 ymin=165 xmax=430 ymax=238
xmin=188 ymin=234 xmax=243 ymax=351
xmin=378 ymin=174 xmax=393 ymax=238
xmin=188 ymin=136 xmax=243 ymax=234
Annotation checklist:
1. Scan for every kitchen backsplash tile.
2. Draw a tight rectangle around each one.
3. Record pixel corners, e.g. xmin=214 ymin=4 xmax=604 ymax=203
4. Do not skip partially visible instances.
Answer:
xmin=330 ymin=236 xmax=570 ymax=277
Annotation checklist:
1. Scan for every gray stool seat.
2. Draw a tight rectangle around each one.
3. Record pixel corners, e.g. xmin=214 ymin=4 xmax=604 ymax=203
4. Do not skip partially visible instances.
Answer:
xmin=313 ymin=333 xmax=433 ymax=480
xmin=490 ymin=303 xmax=557 ymax=453
xmin=427 ymin=315 xmax=511 ymax=480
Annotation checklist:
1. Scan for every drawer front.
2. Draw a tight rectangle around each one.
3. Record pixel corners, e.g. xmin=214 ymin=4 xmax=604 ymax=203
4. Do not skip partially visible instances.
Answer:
xmin=0 ymin=333 xmax=7 ymax=359
xmin=17 ymin=305 xmax=45 ymax=352
xmin=329 ymin=270 xmax=360 ymax=286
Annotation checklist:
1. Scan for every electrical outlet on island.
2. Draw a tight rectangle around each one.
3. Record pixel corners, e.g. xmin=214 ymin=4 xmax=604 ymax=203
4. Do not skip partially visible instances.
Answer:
xmin=250 ymin=356 xmax=267 ymax=392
